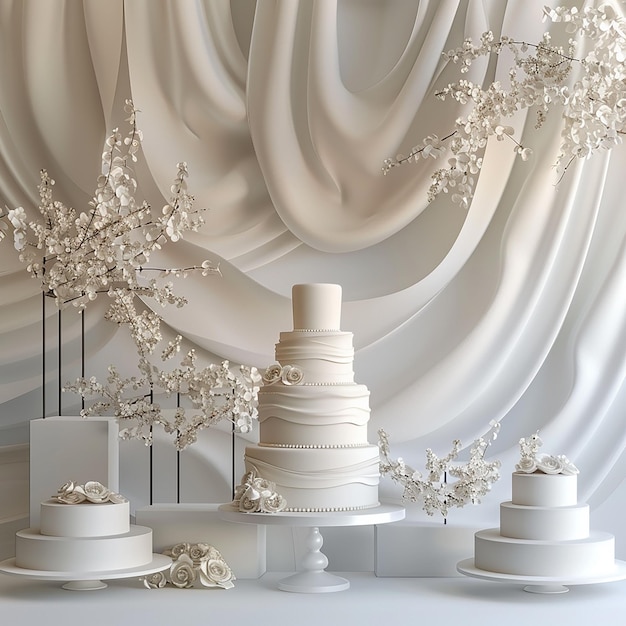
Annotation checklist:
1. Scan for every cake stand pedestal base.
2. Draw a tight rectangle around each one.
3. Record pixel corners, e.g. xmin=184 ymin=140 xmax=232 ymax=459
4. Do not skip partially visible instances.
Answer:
xmin=457 ymin=558 xmax=626 ymax=594
xmin=523 ymin=584 xmax=568 ymax=594
xmin=62 ymin=580 xmax=109 ymax=591
xmin=219 ymin=503 xmax=404 ymax=593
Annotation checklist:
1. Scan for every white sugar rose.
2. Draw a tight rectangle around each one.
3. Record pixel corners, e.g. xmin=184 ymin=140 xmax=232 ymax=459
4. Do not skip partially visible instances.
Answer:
xmin=260 ymin=492 xmax=287 ymax=513
xmin=188 ymin=543 xmax=210 ymax=564
xmin=57 ymin=490 xmax=86 ymax=505
xmin=556 ymin=454 xmax=579 ymax=476
xmin=262 ymin=364 xmax=282 ymax=385
xmin=282 ymin=365 xmax=304 ymax=385
xmin=515 ymin=457 xmax=537 ymax=473
xmin=536 ymin=454 xmax=563 ymax=475
xmin=83 ymin=481 xmax=111 ymax=503
xmin=238 ymin=494 xmax=260 ymax=512
xmin=201 ymin=558 xmax=235 ymax=589
xmin=142 ymin=571 xmax=167 ymax=589
xmin=165 ymin=543 xmax=191 ymax=559
xmin=170 ymin=554 xmax=197 ymax=588
xmin=108 ymin=492 xmax=128 ymax=504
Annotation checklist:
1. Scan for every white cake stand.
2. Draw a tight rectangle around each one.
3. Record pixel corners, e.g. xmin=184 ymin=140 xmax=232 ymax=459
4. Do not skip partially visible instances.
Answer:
xmin=219 ymin=502 xmax=405 ymax=593
xmin=457 ymin=558 xmax=626 ymax=594
xmin=0 ymin=554 xmax=172 ymax=591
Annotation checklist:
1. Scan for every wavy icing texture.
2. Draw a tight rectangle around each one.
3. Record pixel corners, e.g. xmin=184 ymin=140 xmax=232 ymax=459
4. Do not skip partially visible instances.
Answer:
xmin=276 ymin=331 xmax=354 ymax=383
xmin=258 ymin=384 xmax=370 ymax=447
xmin=244 ymin=445 xmax=380 ymax=511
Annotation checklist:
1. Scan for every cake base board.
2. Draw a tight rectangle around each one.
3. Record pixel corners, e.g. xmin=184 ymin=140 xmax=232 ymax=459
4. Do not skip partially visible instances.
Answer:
xmin=456 ymin=558 xmax=626 ymax=593
xmin=0 ymin=554 xmax=171 ymax=591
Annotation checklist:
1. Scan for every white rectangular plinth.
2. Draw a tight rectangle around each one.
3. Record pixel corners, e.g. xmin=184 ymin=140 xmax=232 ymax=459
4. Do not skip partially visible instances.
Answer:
xmin=29 ymin=416 xmax=119 ymax=528
xmin=375 ymin=520 xmax=478 ymax=577
xmin=135 ymin=504 xmax=266 ymax=579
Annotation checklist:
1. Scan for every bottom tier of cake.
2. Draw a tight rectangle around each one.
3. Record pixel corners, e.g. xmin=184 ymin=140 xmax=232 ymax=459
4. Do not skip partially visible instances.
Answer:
xmin=244 ymin=444 xmax=380 ymax=512
xmin=474 ymin=528 xmax=616 ymax=577
xmin=15 ymin=525 xmax=154 ymax=572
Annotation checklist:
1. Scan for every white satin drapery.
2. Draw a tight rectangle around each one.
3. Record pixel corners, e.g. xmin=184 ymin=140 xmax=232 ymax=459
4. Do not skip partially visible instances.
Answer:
xmin=1 ymin=0 xmax=625 ymax=521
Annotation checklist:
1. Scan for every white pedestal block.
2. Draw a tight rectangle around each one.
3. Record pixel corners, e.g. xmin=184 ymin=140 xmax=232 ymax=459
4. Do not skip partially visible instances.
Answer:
xmin=375 ymin=520 xmax=478 ymax=577
xmin=29 ymin=417 xmax=119 ymax=528
xmin=135 ymin=504 xmax=266 ymax=579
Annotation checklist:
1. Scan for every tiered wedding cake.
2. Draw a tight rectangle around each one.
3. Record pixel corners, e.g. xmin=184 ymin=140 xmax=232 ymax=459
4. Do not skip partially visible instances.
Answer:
xmin=15 ymin=481 xmax=155 ymax=573
xmin=240 ymin=283 xmax=380 ymax=512
xmin=473 ymin=433 xmax=616 ymax=577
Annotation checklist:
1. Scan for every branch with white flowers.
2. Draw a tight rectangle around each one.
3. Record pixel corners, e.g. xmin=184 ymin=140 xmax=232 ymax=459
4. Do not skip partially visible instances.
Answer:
xmin=378 ymin=421 xmax=501 ymax=520
xmin=383 ymin=5 xmax=626 ymax=209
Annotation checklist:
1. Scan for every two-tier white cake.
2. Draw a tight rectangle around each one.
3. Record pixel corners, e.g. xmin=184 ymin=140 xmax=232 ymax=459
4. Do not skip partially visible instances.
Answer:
xmin=243 ymin=283 xmax=380 ymax=512
xmin=15 ymin=482 xmax=155 ymax=573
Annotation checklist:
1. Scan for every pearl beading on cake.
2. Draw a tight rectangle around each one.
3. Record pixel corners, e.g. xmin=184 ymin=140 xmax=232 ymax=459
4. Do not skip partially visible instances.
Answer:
xmin=291 ymin=329 xmax=340 ymax=332
xmin=259 ymin=442 xmax=370 ymax=449
xmin=285 ymin=503 xmax=379 ymax=513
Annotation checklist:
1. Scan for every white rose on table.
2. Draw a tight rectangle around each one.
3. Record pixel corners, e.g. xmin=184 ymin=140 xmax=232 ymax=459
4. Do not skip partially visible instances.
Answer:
xmin=170 ymin=553 xmax=197 ymax=588
xmin=200 ymin=558 xmax=235 ymax=589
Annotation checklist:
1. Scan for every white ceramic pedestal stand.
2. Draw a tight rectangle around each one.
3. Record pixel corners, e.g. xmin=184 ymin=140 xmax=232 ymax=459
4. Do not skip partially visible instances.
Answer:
xmin=0 ymin=554 xmax=172 ymax=591
xmin=457 ymin=558 xmax=626 ymax=594
xmin=219 ymin=503 xmax=404 ymax=593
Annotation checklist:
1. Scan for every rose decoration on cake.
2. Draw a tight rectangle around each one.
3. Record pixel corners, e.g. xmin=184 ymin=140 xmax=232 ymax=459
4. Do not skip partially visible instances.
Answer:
xmin=145 ymin=542 xmax=236 ymax=590
xmin=262 ymin=364 xmax=304 ymax=386
xmin=232 ymin=469 xmax=287 ymax=513
xmin=53 ymin=480 xmax=127 ymax=504
xmin=281 ymin=365 xmax=304 ymax=385
xmin=516 ymin=432 xmax=579 ymax=476
xmin=262 ymin=364 xmax=283 ymax=385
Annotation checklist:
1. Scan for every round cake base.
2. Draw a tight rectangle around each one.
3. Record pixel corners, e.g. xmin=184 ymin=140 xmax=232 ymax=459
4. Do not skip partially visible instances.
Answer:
xmin=0 ymin=554 xmax=172 ymax=591
xmin=456 ymin=558 xmax=626 ymax=594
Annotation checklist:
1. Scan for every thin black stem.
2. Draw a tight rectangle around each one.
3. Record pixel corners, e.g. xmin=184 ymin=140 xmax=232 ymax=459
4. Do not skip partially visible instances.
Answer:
xmin=42 ymin=291 xmax=45 ymax=418
xmin=58 ymin=309 xmax=62 ymax=416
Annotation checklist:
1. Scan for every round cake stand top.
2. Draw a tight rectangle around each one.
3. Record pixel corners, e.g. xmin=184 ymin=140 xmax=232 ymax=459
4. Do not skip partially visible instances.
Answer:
xmin=457 ymin=558 xmax=626 ymax=594
xmin=0 ymin=554 xmax=172 ymax=591
xmin=218 ymin=502 xmax=405 ymax=527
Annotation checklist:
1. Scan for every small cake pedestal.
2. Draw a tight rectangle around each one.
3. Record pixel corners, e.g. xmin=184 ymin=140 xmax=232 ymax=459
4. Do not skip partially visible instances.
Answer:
xmin=457 ymin=558 xmax=626 ymax=594
xmin=219 ymin=503 xmax=405 ymax=593
xmin=0 ymin=554 xmax=172 ymax=591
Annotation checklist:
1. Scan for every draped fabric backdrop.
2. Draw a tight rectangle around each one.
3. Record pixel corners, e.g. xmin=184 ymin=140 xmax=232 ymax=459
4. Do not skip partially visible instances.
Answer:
xmin=1 ymin=0 xmax=626 ymax=529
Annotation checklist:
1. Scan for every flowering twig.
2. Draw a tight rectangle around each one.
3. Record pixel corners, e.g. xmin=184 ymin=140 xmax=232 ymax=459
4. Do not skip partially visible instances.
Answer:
xmin=378 ymin=421 xmax=501 ymax=520
xmin=383 ymin=5 xmax=626 ymax=209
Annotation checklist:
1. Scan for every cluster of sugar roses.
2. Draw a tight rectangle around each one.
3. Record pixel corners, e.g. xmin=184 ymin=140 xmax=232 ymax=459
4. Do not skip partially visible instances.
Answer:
xmin=379 ymin=421 xmax=501 ymax=520
xmin=383 ymin=5 xmax=626 ymax=209
xmin=1 ymin=100 xmax=260 ymax=450
xmin=515 ymin=431 xmax=579 ymax=476
xmin=231 ymin=468 xmax=287 ymax=513
xmin=143 ymin=542 xmax=235 ymax=590
xmin=53 ymin=480 xmax=127 ymax=505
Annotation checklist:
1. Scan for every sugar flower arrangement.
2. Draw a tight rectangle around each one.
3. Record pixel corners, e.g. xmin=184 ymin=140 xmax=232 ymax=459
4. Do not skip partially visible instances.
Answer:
xmin=53 ymin=480 xmax=127 ymax=505
xmin=383 ymin=5 xmax=626 ymax=209
xmin=231 ymin=468 xmax=287 ymax=513
xmin=378 ymin=421 xmax=501 ymax=520
xmin=516 ymin=431 xmax=579 ymax=476
xmin=143 ymin=542 xmax=235 ymax=590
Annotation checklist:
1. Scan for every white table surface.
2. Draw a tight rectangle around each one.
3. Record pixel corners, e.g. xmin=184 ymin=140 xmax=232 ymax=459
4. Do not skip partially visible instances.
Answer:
xmin=1 ymin=571 xmax=624 ymax=625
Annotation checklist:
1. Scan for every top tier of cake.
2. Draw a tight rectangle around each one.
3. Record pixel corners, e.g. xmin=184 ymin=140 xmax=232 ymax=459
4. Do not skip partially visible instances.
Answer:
xmin=292 ymin=284 xmax=342 ymax=330
xmin=511 ymin=471 xmax=577 ymax=507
